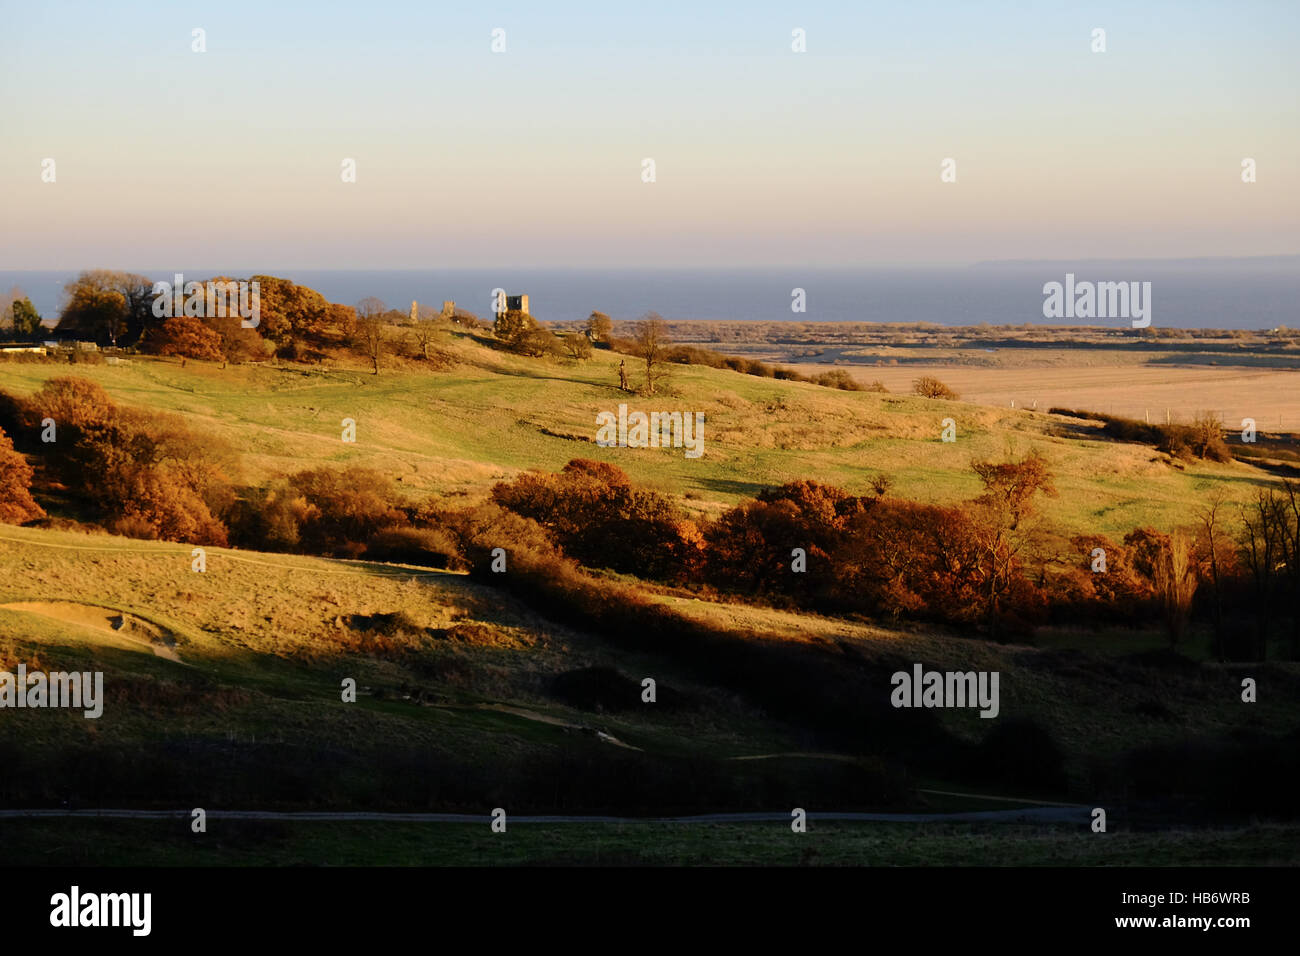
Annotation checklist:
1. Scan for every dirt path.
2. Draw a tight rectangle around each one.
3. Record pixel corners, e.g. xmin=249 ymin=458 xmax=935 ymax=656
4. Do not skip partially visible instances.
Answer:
xmin=470 ymin=703 xmax=643 ymax=750
xmin=0 ymin=601 xmax=185 ymax=663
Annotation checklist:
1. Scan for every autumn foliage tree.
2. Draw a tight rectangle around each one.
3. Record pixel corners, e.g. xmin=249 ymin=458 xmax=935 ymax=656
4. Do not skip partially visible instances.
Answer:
xmin=1055 ymin=533 xmax=1153 ymax=622
xmin=0 ymin=426 xmax=45 ymax=524
xmin=1123 ymin=527 xmax=1201 ymax=647
xmin=205 ymin=311 xmax=269 ymax=364
xmin=704 ymin=481 xmax=867 ymax=600
xmin=700 ymin=473 xmax=1046 ymax=633
xmin=152 ymin=315 xmax=224 ymax=361
xmin=1188 ymin=411 xmax=1231 ymax=462
xmin=251 ymin=276 xmax=353 ymax=350
xmin=966 ymin=451 xmax=1057 ymax=636
xmin=586 ymin=311 xmax=613 ymax=342
xmin=971 ymin=450 xmax=1057 ymax=531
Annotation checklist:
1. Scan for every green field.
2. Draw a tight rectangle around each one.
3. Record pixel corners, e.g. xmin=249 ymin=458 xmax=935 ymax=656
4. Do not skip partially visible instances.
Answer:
xmin=0 ymin=333 xmax=1273 ymax=534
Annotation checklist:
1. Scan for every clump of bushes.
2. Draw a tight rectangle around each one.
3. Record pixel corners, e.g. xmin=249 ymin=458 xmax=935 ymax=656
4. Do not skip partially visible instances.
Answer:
xmin=1051 ymin=408 xmax=1231 ymax=463
xmin=483 ymin=458 xmax=1066 ymax=636
xmin=365 ymin=526 xmax=463 ymax=569
xmin=490 ymin=459 xmax=704 ymax=582
xmin=812 ymin=369 xmax=863 ymax=390
xmin=229 ymin=465 xmax=405 ymax=558
xmin=1 ymin=377 xmax=234 ymax=543
xmin=493 ymin=310 xmax=565 ymax=358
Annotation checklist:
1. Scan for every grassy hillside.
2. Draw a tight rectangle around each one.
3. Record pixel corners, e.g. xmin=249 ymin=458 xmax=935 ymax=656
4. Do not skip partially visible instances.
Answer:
xmin=0 ymin=331 xmax=1278 ymax=535
xmin=2 ymin=336 xmax=1297 ymax=866
xmin=1 ymin=519 xmax=1296 ymax=864
xmin=0 ymin=524 xmax=774 ymax=762
xmin=2 ymin=524 xmax=1296 ymax=795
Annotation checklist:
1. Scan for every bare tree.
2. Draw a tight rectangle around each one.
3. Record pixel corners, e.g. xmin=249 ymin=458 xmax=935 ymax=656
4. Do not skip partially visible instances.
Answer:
xmin=1195 ymin=490 xmax=1229 ymax=660
xmin=410 ymin=321 xmax=437 ymax=360
xmin=632 ymin=313 xmax=670 ymax=396
xmin=1278 ymin=481 xmax=1300 ymax=659
xmin=1189 ymin=410 xmax=1230 ymax=461
xmin=1240 ymin=489 xmax=1284 ymax=661
xmin=354 ymin=297 xmax=387 ymax=374
xmin=1154 ymin=529 xmax=1199 ymax=649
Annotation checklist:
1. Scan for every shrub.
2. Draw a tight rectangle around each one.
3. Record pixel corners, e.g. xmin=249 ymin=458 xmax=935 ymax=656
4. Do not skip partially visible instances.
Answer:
xmin=563 ymin=334 xmax=593 ymax=360
xmin=365 ymin=525 xmax=462 ymax=569
xmin=227 ymin=480 xmax=318 ymax=551
xmin=515 ymin=327 xmax=565 ymax=358
xmin=285 ymin=465 xmax=405 ymax=557
xmin=492 ymin=310 xmax=536 ymax=347
xmin=813 ymin=369 xmax=862 ymax=391
xmin=912 ymin=376 xmax=959 ymax=400
xmin=1063 ymin=408 xmax=1233 ymax=463
xmin=443 ymin=501 xmax=569 ymax=580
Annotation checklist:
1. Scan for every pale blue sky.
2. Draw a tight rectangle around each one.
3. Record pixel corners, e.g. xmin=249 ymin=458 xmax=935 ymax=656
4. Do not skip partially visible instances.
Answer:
xmin=2 ymin=0 xmax=1297 ymax=268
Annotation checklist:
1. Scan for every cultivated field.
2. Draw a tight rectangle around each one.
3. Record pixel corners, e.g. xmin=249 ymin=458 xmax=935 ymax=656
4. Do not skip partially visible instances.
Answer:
xmin=791 ymin=358 xmax=1300 ymax=433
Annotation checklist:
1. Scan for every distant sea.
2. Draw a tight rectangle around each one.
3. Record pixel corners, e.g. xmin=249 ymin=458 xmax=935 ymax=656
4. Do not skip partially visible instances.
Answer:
xmin=4 ymin=260 xmax=1295 ymax=330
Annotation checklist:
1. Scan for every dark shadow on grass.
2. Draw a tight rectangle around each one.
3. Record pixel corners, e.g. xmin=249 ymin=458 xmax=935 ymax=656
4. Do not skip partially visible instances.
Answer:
xmin=689 ymin=475 xmax=772 ymax=498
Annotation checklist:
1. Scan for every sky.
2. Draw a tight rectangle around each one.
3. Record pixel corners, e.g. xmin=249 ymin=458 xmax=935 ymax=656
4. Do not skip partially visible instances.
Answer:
xmin=1 ymin=0 xmax=1297 ymax=269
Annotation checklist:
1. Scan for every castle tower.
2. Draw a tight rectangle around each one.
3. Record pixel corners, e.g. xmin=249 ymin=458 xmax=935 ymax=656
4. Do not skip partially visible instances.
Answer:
xmin=497 ymin=293 xmax=530 ymax=317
